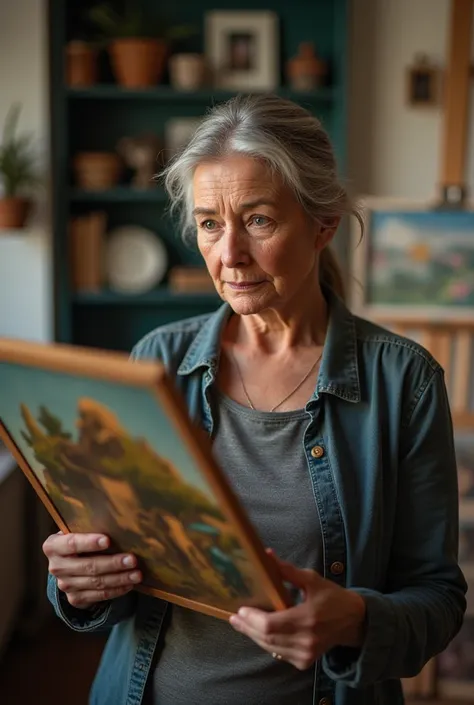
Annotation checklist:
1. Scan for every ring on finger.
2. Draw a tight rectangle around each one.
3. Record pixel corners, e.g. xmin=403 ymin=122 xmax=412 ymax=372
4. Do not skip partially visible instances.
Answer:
xmin=271 ymin=652 xmax=283 ymax=661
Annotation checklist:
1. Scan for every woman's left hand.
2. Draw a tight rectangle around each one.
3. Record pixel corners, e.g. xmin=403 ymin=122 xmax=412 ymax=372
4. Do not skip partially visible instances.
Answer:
xmin=229 ymin=551 xmax=367 ymax=671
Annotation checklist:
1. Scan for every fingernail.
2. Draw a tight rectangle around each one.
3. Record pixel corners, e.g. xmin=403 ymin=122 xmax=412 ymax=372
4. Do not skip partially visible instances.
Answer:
xmin=129 ymin=571 xmax=141 ymax=583
xmin=238 ymin=607 xmax=249 ymax=618
xmin=229 ymin=615 xmax=240 ymax=628
xmin=122 ymin=555 xmax=135 ymax=568
xmin=98 ymin=537 xmax=108 ymax=549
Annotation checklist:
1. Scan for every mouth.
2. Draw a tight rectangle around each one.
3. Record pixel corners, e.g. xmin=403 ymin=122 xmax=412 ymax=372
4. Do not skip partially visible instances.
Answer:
xmin=226 ymin=281 xmax=265 ymax=291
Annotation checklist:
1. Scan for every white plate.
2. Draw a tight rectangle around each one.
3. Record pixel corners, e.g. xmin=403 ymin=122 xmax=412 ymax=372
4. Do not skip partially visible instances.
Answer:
xmin=106 ymin=226 xmax=168 ymax=294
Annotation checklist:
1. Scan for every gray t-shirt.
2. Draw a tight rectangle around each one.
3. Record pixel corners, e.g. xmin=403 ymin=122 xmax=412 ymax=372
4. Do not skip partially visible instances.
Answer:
xmin=152 ymin=392 xmax=323 ymax=705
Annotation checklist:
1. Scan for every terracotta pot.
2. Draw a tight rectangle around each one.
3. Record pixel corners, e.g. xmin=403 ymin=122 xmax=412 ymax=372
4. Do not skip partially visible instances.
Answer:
xmin=0 ymin=197 xmax=30 ymax=229
xmin=108 ymin=39 xmax=167 ymax=88
xmin=287 ymin=42 xmax=326 ymax=91
xmin=66 ymin=41 xmax=98 ymax=87
xmin=169 ymin=53 xmax=207 ymax=91
xmin=73 ymin=152 xmax=122 ymax=190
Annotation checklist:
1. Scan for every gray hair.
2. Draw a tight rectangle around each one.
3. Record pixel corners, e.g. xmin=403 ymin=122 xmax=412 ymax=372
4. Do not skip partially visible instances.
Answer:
xmin=159 ymin=93 xmax=363 ymax=300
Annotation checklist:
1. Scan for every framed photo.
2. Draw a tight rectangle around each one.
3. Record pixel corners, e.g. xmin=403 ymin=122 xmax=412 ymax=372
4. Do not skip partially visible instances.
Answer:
xmin=164 ymin=117 xmax=203 ymax=159
xmin=349 ymin=197 xmax=474 ymax=321
xmin=0 ymin=338 xmax=291 ymax=620
xmin=205 ymin=11 xmax=279 ymax=91
xmin=406 ymin=54 xmax=441 ymax=108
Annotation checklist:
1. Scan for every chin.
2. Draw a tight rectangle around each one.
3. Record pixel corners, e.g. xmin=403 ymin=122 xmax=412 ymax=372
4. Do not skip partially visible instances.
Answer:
xmin=224 ymin=290 xmax=274 ymax=315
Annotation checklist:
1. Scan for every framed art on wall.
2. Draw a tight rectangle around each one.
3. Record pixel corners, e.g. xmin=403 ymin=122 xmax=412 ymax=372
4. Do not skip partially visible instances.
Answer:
xmin=0 ymin=338 xmax=292 ymax=620
xmin=205 ymin=10 xmax=279 ymax=91
xmin=350 ymin=197 xmax=474 ymax=321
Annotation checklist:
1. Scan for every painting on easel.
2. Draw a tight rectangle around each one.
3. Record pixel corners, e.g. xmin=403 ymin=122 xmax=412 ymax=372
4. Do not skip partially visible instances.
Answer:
xmin=349 ymin=198 xmax=474 ymax=321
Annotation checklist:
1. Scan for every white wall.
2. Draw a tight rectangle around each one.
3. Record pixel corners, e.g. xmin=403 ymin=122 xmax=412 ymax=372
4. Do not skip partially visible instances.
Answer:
xmin=0 ymin=0 xmax=52 ymax=342
xmin=349 ymin=0 xmax=474 ymax=200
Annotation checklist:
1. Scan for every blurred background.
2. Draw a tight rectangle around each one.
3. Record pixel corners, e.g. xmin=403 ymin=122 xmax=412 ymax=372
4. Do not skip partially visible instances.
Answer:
xmin=0 ymin=0 xmax=473 ymax=703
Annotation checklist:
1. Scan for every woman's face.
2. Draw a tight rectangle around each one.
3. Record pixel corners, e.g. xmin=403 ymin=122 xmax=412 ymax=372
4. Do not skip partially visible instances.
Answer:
xmin=193 ymin=154 xmax=334 ymax=316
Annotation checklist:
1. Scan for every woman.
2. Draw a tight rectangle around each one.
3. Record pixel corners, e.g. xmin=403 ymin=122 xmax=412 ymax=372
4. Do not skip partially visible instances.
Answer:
xmin=43 ymin=94 xmax=467 ymax=705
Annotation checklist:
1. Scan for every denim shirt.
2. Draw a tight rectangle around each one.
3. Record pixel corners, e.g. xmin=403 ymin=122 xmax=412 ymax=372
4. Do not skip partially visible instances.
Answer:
xmin=47 ymin=291 xmax=467 ymax=705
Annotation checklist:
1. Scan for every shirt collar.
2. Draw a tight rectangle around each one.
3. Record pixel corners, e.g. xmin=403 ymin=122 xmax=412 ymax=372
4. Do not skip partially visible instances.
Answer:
xmin=177 ymin=289 xmax=361 ymax=403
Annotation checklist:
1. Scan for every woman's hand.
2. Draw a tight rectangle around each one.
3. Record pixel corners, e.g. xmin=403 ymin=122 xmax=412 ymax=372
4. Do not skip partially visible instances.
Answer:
xmin=229 ymin=551 xmax=366 ymax=670
xmin=43 ymin=532 xmax=142 ymax=610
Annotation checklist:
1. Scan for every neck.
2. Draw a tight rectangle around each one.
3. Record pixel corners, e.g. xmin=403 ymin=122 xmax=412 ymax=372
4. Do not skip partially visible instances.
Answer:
xmin=233 ymin=278 xmax=328 ymax=354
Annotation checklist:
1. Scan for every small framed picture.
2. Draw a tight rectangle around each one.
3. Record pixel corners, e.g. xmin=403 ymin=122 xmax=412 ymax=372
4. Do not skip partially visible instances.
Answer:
xmin=205 ymin=10 xmax=279 ymax=91
xmin=349 ymin=196 xmax=474 ymax=321
xmin=406 ymin=54 xmax=441 ymax=107
xmin=0 ymin=337 xmax=292 ymax=620
xmin=164 ymin=117 xmax=203 ymax=159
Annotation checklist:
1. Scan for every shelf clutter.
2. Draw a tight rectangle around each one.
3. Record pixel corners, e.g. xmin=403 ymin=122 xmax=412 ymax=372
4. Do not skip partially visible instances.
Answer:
xmin=51 ymin=0 xmax=349 ymax=351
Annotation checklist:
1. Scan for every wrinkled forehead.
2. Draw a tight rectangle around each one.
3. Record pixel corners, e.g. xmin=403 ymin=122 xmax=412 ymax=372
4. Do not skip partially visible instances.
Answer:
xmin=191 ymin=155 xmax=287 ymax=208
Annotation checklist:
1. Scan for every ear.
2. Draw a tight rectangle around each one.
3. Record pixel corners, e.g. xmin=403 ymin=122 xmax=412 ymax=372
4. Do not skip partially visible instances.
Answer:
xmin=315 ymin=216 xmax=340 ymax=252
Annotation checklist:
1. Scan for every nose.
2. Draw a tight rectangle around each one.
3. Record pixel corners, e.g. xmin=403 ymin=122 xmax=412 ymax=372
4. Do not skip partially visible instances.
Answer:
xmin=220 ymin=225 xmax=250 ymax=268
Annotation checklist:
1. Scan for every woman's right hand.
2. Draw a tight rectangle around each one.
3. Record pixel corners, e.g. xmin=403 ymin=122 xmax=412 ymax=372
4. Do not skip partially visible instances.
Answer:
xmin=43 ymin=532 xmax=142 ymax=610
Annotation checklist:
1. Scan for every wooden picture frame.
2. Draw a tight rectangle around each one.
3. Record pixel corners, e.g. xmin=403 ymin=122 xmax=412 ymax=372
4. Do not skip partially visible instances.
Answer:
xmin=205 ymin=10 xmax=279 ymax=91
xmin=406 ymin=54 xmax=441 ymax=108
xmin=0 ymin=338 xmax=292 ymax=621
xmin=349 ymin=196 xmax=474 ymax=322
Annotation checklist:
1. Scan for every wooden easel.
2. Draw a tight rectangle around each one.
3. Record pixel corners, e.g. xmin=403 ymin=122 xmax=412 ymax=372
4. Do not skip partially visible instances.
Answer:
xmin=437 ymin=0 xmax=473 ymax=208
xmin=399 ymin=1 xmax=474 ymax=699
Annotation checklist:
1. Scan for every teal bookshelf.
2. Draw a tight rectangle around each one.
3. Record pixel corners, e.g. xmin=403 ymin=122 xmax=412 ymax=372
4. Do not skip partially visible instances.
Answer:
xmin=49 ymin=0 xmax=349 ymax=352
xmin=67 ymin=85 xmax=337 ymax=103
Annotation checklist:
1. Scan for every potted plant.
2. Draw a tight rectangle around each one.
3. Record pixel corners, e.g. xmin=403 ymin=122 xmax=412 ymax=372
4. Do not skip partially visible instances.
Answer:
xmin=89 ymin=1 xmax=195 ymax=88
xmin=0 ymin=103 xmax=39 ymax=230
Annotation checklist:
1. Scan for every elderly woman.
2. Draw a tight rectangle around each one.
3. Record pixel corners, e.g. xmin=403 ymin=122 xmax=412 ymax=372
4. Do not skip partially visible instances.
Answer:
xmin=43 ymin=94 xmax=467 ymax=705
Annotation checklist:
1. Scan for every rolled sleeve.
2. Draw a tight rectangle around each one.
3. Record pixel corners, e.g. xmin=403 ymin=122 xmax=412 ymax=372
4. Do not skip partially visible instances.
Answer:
xmin=47 ymin=572 xmax=136 ymax=633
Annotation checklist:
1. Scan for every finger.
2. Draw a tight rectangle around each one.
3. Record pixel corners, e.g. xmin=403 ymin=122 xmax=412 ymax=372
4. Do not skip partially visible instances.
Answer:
xmin=57 ymin=568 xmax=142 ymax=594
xmin=49 ymin=552 xmax=138 ymax=578
xmin=65 ymin=585 xmax=135 ymax=609
xmin=43 ymin=533 xmax=110 ymax=558
xmin=230 ymin=614 xmax=302 ymax=649
xmin=266 ymin=550 xmax=319 ymax=590
xmin=235 ymin=603 xmax=315 ymax=636
xmin=230 ymin=615 xmax=321 ymax=671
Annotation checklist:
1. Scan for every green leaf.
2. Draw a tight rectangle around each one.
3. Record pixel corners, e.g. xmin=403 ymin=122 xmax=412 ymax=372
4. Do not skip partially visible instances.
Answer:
xmin=0 ymin=103 xmax=39 ymax=197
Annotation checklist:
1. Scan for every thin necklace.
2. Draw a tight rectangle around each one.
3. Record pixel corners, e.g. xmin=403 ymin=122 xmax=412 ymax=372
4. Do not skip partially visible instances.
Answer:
xmin=229 ymin=348 xmax=323 ymax=413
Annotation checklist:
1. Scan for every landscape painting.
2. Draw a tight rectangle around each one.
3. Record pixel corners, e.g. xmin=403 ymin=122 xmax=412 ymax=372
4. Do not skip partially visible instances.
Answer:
xmin=351 ymin=201 xmax=474 ymax=318
xmin=0 ymin=355 xmax=279 ymax=617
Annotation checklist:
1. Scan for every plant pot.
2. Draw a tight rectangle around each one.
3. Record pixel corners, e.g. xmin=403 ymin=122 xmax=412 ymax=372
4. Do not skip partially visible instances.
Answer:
xmin=66 ymin=41 xmax=98 ymax=87
xmin=0 ymin=197 xmax=30 ymax=229
xmin=108 ymin=38 xmax=167 ymax=88
xmin=169 ymin=53 xmax=207 ymax=91
xmin=73 ymin=152 xmax=122 ymax=190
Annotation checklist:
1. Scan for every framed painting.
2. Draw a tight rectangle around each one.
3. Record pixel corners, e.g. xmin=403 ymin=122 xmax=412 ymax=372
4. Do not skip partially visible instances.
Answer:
xmin=0 ymin=338 xmax=292 ymax=620
xmin=350 ymin=197 xmax=474 ymax=321
xmin=205 ymin=10 xmax=279 ymax=91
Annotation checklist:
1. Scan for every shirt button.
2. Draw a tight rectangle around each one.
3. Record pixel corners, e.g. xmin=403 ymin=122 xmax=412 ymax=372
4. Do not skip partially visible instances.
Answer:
xmin=319 ymin=698 xmax=331 ymax=705
xmin=311 ymin=445 xmax=324 ymax=459
xmin=330 ymin=561 xmax=345 ymax=576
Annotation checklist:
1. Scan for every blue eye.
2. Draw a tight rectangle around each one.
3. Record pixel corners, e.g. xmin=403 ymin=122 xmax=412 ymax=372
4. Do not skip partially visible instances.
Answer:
xmin=251 ymin=216 xmax=269 ymax=227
